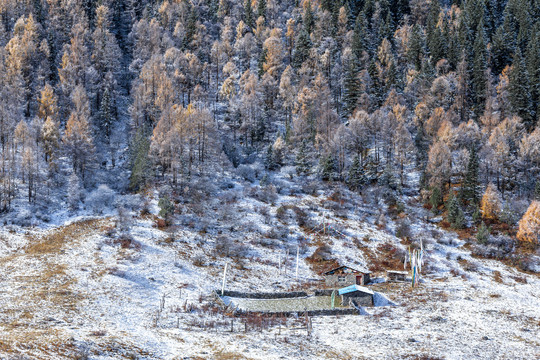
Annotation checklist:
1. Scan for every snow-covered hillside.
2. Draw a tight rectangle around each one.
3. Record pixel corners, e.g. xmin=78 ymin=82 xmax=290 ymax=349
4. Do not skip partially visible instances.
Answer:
xmin=0 ymin=180 xmax=538 ymax=359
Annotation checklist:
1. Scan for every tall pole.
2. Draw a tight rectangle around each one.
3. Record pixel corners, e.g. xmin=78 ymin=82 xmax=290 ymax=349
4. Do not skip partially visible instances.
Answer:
xmin=295 ymin=245 xmax=299 ymax=280
xmin=285 ymin=249 xmax=289 ymax=274
xmin=221 ymin=263 xmax=228 ymax=295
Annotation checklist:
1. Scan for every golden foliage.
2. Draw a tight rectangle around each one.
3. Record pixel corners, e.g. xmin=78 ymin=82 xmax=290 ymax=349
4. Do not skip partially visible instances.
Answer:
xmin=517 ymin=201 xmax=540 ymax=243
xmin=481 ymin=183 xmax=502 ymax=221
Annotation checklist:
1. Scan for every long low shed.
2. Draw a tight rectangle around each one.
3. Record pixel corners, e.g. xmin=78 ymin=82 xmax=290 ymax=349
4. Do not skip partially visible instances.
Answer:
xmin=387 ymin=270 xmax=408 ymax=282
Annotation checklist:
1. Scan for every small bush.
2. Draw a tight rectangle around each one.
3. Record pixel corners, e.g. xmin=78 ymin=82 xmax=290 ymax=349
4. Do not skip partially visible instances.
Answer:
xmin=140 ymin=200 xmax=151 ymax=216
xmin=308 ymin=244 xmax=333 ymax=262
xmin=104 ymin=226 xmax=116 ymax=238
xmin=276 ymin=205 xmax=288 ymax=222
xmin=265 ymin=225 xmax=289 ymax=240
xmin=237 ymin=164 xmax=256 ymax=182
xmin=291 ymin=206 xmax=309 ymax=227
xmin=516 ymin=255 xmax=536 ymax=272
xmin=228 ymin=242 xmax=249 ymax=259
xmin=215 ymin=236 xmax=233 ymax=257
xmin=301 ymin=181 xmax=319 ymax=195
xmin=499 ymin=203 xmax=518 ymax=225
xmin=511 ymin=275 xmax=527 ymax=284
xmin=86 ymin=185 xmax=116 ymax=214
xmin=460 ymin=259 xmax=480 ymax=272
xmin=431 ymin=229 xmax=443 ymax=240
xmin=396 ymin=219 xmax=412 ymax=239
xmin=155 ymin=218 xmax=167 ymax=229
xmin=396 ymin=201 xmax=405 ymax=214
xmin=248 ymin=185 xmax=278 ymax=204
xmin=90 ymin=330 xmax=107 ymax=337
xmin=219 ymin=190 xmax=239 ymax=204
xmin=487 ymin=235 xmax=515 ymax=252
xmin=383 ymin=190 xmax=398 ymax=208
xmin=115 ymin=233 xmax=139 ymax=249
xmin=328 ymin=190 xmax=344 ymax=204
xmin=193 ymin=254 xmax=206 ymax=266
xmin=256 ymin=205 xmax=272 ymax=224
xmin=440 ymin=220 xmax=451 ymax=229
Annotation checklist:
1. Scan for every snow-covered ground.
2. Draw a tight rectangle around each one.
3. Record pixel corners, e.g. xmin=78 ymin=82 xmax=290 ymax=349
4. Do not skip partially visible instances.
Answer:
xmin=0 ymin=181 xmax=538 ymax=359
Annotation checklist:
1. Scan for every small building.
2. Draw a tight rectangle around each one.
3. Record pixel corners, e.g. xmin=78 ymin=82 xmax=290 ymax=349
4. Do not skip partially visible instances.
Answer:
xmin=323 ymin=265 xmax=371 ymax=287
xmin=387 ymin=270 xmax=408 ymax=282
xmin=338 ymin=284 xmax=374 ymax=307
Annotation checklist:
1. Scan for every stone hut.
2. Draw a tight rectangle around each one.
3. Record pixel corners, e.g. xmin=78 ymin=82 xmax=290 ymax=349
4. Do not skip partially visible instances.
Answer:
xmin=323 ymin=265 xmax=371 ymax=287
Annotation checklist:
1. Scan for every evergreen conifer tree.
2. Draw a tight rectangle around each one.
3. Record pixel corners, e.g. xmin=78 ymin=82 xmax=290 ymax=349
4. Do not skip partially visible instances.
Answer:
xmin=414 ymin=124 xmax=429 ymax=166
xmin=303 ymin=1 xmax=315 ymax=34
xmin=258 ymin=48 xmax=267 ymax=77
xmin=321 ymin=0 xmax=333 ymax=12
xmin=68 ymin=172 xmax=82 ymax=211
xmin=292 ymin=28 xmax=311 ymax=68
xmin=184 ymin=4 xmax=198 ymax=49
xmin=295 ymin=140 xmax=310 ymax=176
xmin=364 ymin=156 xmax=379 ymax=184
xmin=100 ymin=87 xmax=113 ymax=142
xmin=461 ymin=146 xmax=480 ymax=205
xmin=381 ymin=11 xmax=394 ymax=40
xmin=244 ymin=0 xmax=255 ymax=28
xmin=491 ymin=18 xmax=514 ymax=75
xmin=348 ymin=155 xmax=364 ymax=191
xmin=526 ymin=25 xmax=540 ymax=117
xmin=446 ymin=194 xmax=466 ymax=229
xmin=426 ymin=0 xmax=442 ymax=62
xmin=476 ymin=222 xmax=490 ymax=244
xmin=320 ymin=153 xmax=338 ymax=181
xmin=472 ymin=205 xmax=482 ymax=223
xmin=408 ymin=24 xmax=423 ymax=71
xmin=129 ymin=126 xmax=151 ymax=192
xmin=257 ymin=0 xmax=267 ymax=21
xmin=264 ymin=144 xmax=276 ymax=171
xmin=509 ymin=48 xmax=534 ymax=129
xmin=158 ymin=194 xmax=174 ymax=224
xmin=446 ymin=22 xmax=461 ymax=69
xmin=379 ymin=161 xmax=397 ymax=190
xmin=472 ymin=20 xmax=488 ymax=115
xmin=343 ymin=56 xmax=360 ymax=117
xmin=429 ymin=186 xmax=443 ymax=212
xmin=352 ymin=14 xmax=366 ymax=60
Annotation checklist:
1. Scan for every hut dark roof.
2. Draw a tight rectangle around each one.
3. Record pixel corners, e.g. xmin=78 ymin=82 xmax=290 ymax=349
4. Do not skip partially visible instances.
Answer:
xmin=323 ymin=265 xmax=371 ymax=276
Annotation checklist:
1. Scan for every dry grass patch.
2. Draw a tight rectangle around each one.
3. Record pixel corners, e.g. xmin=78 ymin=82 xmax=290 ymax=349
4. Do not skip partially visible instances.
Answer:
xmin=366 ymin=242 xmax=405 ymax=273
xmin=26 ymin=219 xmax=106 ymax=255
xmin=306 ymin=242 xmax=339 ymax=276
xmin=0 ymin=218 xmax=112 ymax=359
xmin=511 ymin=275 xmax=527 ymax=284
xmin=493 ymin=270 xmax=503 ymax=283
xmin=212 ymin=351 xmax=254 ymax=360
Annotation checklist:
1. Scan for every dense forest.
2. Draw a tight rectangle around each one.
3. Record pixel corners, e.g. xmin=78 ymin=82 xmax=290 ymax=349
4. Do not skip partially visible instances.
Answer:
xmin=0 ymin=0 xmax=539 ymax=243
